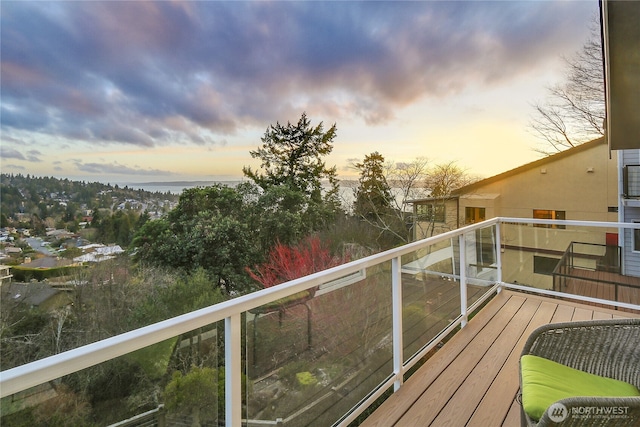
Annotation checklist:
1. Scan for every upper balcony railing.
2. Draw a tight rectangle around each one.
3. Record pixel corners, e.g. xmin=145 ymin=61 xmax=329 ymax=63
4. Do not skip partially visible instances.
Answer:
xmin=2 ymin=218 xmax=640 ymax=426
xmin=624 ymin=164 xmax=640 ymax=198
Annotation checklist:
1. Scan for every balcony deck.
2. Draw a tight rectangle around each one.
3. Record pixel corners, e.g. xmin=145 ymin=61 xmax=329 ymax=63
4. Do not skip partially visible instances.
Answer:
xmin=561 ymin=267 xmax=640 ymax=309
xmin=361 ymin=289 xmax=640 ymax=427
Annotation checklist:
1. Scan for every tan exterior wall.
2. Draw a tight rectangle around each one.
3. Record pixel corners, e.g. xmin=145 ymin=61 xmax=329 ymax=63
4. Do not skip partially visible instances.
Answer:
xmin=413 ymin=199 xmax=458 ymax=240
xmin=411 ymin=139 xmax=620 ymax=290
xmin=460 ymin=140 xmax=619 ymax=290
xmin=413 ymin=140 xmax=618 ymax=241
xmin=457 ymin=140 xmax=618 ymax=225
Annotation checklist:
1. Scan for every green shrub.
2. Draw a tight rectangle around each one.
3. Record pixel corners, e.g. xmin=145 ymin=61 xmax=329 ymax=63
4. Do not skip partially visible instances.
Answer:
xmin=11 ymin=265 xmax=85 ymax=282
xmin=279 ymin=360 xmax=310 ymax=387
xmin=296 ymin=371 xmax=318 ymax=387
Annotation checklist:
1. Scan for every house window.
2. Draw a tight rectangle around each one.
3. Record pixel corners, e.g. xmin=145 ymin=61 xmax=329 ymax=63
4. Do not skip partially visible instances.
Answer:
xmin=465 ymin=207 xmax=486 ymax=224
xmin=533 ymin=209 xmax=566 ymax=229
xmin=634 ymin=221 xmax=640 ymax=252
xmin=623 ymin=165 xmax=640 ymax=198
xmin=534 ymin=256 xmax=560 ymax=276
xmin=416 ymin=203 xmax=446 ymax=223
xmin=475 ymin=227 xmax=496 ymax=268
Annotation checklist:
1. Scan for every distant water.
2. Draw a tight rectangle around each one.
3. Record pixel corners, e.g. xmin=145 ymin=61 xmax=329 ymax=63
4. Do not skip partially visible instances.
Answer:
xmin=123 ymin=180 xmax=420 ymax=211
xmin=125 ymin=180 xmax=244 ymax=194
xmin=125 ymin=180 xmax=361 ymax=208
xmin=127 ymin=179 xmax=359 ymax=193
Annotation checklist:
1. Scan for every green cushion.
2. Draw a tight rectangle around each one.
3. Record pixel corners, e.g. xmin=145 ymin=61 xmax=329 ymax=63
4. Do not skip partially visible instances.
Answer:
xmin=521 ymin=354 xmax=640 ymax=421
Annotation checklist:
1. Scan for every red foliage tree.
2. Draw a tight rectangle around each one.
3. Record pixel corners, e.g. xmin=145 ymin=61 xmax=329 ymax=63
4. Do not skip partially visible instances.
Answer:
xmin=247 ymin=236 xmax=349 ymax=288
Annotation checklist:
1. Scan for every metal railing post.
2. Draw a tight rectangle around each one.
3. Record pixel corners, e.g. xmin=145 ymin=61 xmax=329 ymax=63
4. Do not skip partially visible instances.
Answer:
xmin=392 ymin=256 xmax=404 ymax=392
xmin=225 ymin=314 xmax=242 ymax=426
xmin=495 ymin=223 xmax=502 ymax=290
xmin=459 ymin=233 xmax=468 ymax=328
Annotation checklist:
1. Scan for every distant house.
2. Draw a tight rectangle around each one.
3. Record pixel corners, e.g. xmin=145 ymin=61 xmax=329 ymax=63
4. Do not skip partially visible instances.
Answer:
xmin=20 ymin=257 xmax=73 ymax=269
xmin=5 ymin=246 xmax=23 ymax=255
xmin=410 ymin=137 xmax=640 ymax=289
xmin=74 ymin=244 xmax=124 ymax=263
xmin=45 ymin=229 xmax=75 ymax=240
xmin=411 ymin=137 xmax=617 ymax=238
xmin=3 ymin=282 xmax=72 ymax=311
xmin=0 ymin=265 xmax=12 ymax=287
xmin=0 ymin=229 xmax=10 ymax=242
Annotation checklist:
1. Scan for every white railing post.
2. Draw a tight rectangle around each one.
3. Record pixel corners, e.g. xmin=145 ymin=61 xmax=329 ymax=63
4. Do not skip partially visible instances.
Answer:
xmin=392 ymin=256 xmax=404 ymax=391
xmin=459 ymin=234 xmax=468 ymax=328
xmin=495 ymin=222 xmax=502 ymax=291
xmin=225 ymin=314 xmax=242 ymax=426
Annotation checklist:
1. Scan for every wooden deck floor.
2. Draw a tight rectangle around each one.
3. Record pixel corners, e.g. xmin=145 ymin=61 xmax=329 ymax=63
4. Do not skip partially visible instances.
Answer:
xmin=360 ymin=290 xmax=640 ymax=427
xmin=562 ymin=267 xmax=640 ymax=309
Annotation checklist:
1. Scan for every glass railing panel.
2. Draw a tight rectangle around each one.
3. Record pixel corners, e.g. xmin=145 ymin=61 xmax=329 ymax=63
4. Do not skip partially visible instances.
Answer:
xmin=401 ymin=239 xmax=460 ymax=360
xmin=500 ymin=221 xmax=640 ymax=311
xmin=462 ymin=224 xmax=499 ymax=309
xmin=0 ymin=265 xmax=230 ymax=373
xmin=1 ymin=321 xmax=224 ymax=427
xmin=245 ymin=265 xmax=393 ymax=426
xmin=501 ymin=221 xmax=614 ymax=289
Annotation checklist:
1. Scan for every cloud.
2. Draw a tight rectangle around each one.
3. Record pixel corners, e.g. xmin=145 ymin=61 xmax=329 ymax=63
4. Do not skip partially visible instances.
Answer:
xmin=70 ymin=159 xmax=175 ymax=177
xmin=1 ymin=1 xmax=597 ymax=146
xmin=25 ymin=150 xmax=43 ymax=162
xmin=0 ymin=145 xmax=42 ymax=162
xmin=0 ymin=146 xmax=26 ymax=160
xmin=3 ymin=164 xmax=26 ymax=171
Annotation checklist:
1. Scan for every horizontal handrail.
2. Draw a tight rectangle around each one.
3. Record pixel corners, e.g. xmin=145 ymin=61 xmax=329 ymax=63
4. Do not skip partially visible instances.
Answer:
xmin=0 ymin=218 xmax=494 ymax=398
xmin=497 ymin=217 xmax=640 ymax=229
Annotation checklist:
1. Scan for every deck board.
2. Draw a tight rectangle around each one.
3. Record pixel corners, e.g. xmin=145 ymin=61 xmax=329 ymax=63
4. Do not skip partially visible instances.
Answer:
xmin=427 ymin=299 xmax=543 ymax=426
xmin=550 ymin=303 xmax=575 ymax=323
xmin=572 ymin=306 xmax=596 ymax=321
xmin=592 ymin=310 xmax=614 ymax=320
xmin=502 ymin=400 xmax=521 ymax=427
xmin=562 ymin=268 xmax=640 ymax=309
xmin=465 ymin=301 xmax=558 ymax=427
xmin=360 ymin=290 xmax=639 ymax=427
xmin=358 ymin=292 xmax=520 ymax=427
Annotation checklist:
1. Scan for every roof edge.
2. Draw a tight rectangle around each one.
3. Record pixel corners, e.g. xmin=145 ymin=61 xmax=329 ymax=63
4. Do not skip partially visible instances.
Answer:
xmin=451 ymin=137 xmax=606 ymax=195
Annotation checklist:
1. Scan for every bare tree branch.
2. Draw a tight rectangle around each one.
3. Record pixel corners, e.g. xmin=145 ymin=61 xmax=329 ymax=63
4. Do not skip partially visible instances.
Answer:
xmin=529 ymin=18 xmax=604 ymax=154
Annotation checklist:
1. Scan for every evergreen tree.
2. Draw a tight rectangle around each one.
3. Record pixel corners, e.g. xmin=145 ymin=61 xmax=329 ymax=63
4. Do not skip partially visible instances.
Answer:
xmin=242 ymin=112 xmax=342 ymax=228
xmin=132 ymin=185 xmax=257 ymax=293
xmin=353 ymin=152 xmax=393 ymax=219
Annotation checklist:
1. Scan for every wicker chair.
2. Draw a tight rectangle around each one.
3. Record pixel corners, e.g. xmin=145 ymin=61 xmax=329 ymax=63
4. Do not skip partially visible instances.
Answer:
xmin=520 ymin=318 xmax=640 ymax=426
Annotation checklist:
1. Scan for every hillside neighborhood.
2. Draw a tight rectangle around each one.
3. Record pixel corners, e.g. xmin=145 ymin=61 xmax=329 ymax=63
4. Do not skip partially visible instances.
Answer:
xmin=3 ymin=137 xmax=640 ymax=318
xmin=0 ymin=174 xmax=180 ymax=314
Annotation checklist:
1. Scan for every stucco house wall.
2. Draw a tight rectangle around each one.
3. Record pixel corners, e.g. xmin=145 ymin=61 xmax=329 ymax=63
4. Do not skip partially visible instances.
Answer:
xmin=411 ymin=138 xmax=628 ymax=289
xmin=453 ymin=137 xmax=618 ymax=225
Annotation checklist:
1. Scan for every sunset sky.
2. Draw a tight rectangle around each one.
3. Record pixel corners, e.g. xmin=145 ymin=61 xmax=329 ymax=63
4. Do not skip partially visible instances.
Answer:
xmin=1 ymin=1 xmax=599 ymax=186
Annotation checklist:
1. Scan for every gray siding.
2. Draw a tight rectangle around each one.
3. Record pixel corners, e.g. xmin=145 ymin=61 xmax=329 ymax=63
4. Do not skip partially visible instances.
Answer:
xmin=622 ymin=149 xmax=640 ymax=277
xmin=622 ymin=150 xmax=640 ymax=165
